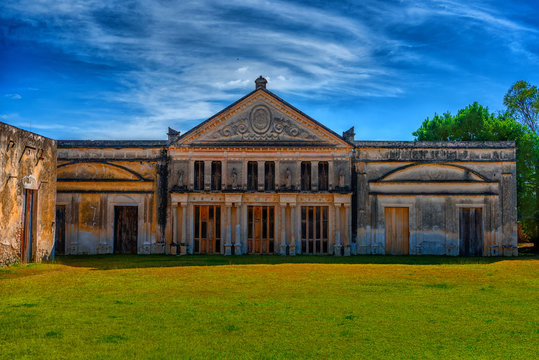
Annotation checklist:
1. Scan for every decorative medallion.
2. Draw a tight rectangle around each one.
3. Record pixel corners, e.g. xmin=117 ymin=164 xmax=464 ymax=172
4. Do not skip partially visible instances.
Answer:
xmin=211 ymin=105 xmax=318 ymax=141
xmin=250 ymin=105 xmax=272 ymax=134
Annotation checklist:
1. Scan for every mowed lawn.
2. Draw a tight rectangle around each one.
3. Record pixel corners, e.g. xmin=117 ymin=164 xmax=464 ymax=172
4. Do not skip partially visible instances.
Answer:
xmin=1 ymin=256 xmax=538 ymax=359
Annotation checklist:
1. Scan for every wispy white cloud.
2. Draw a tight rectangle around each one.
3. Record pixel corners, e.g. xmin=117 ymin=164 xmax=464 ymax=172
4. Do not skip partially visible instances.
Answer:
xmin=1 ymin=0 xmax=537 ymax=139
xmin=4 ymin=93 xmax=22 ymax=100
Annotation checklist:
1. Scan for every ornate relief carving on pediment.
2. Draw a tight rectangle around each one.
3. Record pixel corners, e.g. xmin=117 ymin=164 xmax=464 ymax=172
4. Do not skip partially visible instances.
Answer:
xmin=210 ymin=104 xmax=318 ymax=142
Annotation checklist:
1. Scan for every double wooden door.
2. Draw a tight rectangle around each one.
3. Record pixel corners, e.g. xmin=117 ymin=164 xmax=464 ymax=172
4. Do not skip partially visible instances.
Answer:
xmin=248 ymin=206 xmax=274 ymax=254
xmin=459 ymin=208 xmax=483 ymax=256
xmin=55 ymin=205 xmax=66 ymax=255
xmin=301 ymin=206 xmax=328 ymax=254
xmin=21 ymin=189 xmax=37 ymax=262
xmin=194 ymin=205 xmax=221 ymax=254
xmin=385 ymin=207 xmax=410 ymax=255
xmin=114 ymin=206 xmax=138 ymax=254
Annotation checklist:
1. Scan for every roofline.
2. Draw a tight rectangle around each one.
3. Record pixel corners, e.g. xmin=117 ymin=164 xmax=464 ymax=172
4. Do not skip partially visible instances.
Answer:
xmin=353 ymin=141 xmax=516 ymax=149
xmin=172 ymin=88 xmax=354 ymax=148
xmin=58 ymin=140 xmax=168 ymax=149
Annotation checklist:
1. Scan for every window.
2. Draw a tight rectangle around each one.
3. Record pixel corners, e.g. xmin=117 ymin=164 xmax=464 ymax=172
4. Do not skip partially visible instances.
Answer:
xmin=318 ymin=162 xmax=328 ymax=191
xmin=301 ymin=206 xmax=328 ymax=254
xmin=211 ymin=161 xmax=221 ymax=190
xmin=247 ymin=161 xmax=258 ymax=191
xmin=194 ymin=161 xmax=204 ymax=190
xmin=301 ymin=162 xmax=311 ymax=191
xmin=264 ymin=161 xmax=275 ymax=191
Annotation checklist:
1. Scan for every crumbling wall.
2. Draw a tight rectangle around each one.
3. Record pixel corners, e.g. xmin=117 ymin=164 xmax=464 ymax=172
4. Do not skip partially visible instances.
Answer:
xmin=0 ymin=122 xmax=56 ymax=266
xmin=355 ymin=141 xmax=517 ymax=256
xmin=56 ymin=144 xmax=164 ymax=254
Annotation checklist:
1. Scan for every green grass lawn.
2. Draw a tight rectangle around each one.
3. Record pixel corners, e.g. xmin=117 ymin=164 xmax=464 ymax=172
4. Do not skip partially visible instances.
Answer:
xmin=1 ymin=255 xmax=538 ymax=359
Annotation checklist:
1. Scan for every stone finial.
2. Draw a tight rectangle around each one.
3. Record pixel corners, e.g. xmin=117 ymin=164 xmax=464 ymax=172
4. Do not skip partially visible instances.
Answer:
xmin=167 ymin=127 xmax=180 ymax=142
xmin=343 ymin=126 xmax=355 ymax=142
xmin=255 ymin=76 xmax=267 ymax=90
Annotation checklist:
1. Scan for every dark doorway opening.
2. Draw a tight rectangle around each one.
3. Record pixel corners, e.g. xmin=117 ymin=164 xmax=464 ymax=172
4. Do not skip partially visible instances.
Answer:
xmin=459 ymin=208 xmax=483 ymax=256
xmin=55 ymin=205 xmax=66 ymax=255
xmin=114 ymin=206 xmax=138 ymax=254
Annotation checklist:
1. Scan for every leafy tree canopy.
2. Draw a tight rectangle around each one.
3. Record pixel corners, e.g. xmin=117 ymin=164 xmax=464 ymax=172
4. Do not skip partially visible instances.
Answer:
xmin=503 ymin=80 xmax=539 ymax=135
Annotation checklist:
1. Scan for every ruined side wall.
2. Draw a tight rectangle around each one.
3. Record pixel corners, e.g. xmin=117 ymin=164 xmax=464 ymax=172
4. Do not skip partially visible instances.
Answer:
xmin=56 ymin=145 xmax=165 ymax=254
xmin=354 ymin=142 xmax=517 ymax=256
xmin=0 ymin=123 xmax=57 ymax=266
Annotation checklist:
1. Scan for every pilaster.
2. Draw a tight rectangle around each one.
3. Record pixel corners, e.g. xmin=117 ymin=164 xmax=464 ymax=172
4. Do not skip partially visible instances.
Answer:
xmin=225 ymin=204 xmax=233 ymax=255
xmin=334 ymin=203 xmax=342 ymax=256
xmin=312 ymin=161 xmax=319 ymax=191
xmin=258 ymin=161 xmax=264 ymax=191
xmin=280 ymin=205 xmax=287 ymax=255
xmin=234 ymin=203 xmax=242 ymax=255
xmin=204 ymin=160 xmax=211 ymax=191
xmin=344 ymin=204 xmax=351 ymax=256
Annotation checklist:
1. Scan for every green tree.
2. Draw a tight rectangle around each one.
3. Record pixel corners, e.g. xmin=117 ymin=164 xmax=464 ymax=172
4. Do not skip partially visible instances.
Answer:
xmin=503 ymin=80 xmax=539 ymax=135
xmin=413 ymin=102 xmax=539 ymax=250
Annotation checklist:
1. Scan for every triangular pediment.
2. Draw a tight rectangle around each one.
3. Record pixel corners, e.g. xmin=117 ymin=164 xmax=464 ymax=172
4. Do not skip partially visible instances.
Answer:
xmin=173 ymin=89 xmax=352 ymax=149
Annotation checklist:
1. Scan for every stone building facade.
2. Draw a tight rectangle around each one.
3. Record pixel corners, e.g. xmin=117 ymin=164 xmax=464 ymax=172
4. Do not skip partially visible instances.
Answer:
xmin=0 ymin=122 xmax=57 ymax=266
xmin=54 ymin=77 xmax=518 ymax=256
xmin=55 ymin=141 xmax=167 ymax=255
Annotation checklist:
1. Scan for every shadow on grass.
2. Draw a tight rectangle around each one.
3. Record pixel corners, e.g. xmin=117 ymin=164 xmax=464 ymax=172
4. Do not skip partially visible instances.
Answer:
xmin=52 ymin=254 xmax=539 ymax=270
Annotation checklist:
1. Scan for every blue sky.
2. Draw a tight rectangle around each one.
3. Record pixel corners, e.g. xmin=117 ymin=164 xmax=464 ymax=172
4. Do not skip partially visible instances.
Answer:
xmin=1 ymin=0 xmax=539 ymax=140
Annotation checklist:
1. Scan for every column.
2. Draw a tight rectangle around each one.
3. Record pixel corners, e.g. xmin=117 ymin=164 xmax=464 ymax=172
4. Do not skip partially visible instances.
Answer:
xmin=223 ymin=153 xmax=228 ymax=190
xmin=289 ymin=205 xmax=296 ymax=255
xmin=328 ymin=155 xmax=334 ymax=191
xmin=188 ymin=203 xmax=194 ymax=254
xmin=241 ymin=203 xmax=248 ymax=254
xmin=171 ymin=203 xmax=178 ymax=255
xmin=258 ymin=161 xmax=264 ymax=191
xmin=181 ymin=204 xmax=187 ymax=255
xmin=242 ymin=153 xmax=247 ymax=190
xmin=188 ymin=158 xmax=194 ymax=190
xmin=312 ymin=161 xmax=319 ymax=191
xmin=275 ymin=156 xmax=280 ymax=190
xmin=280 ymin=205 xmax=287 ymax=255
xmin=296 ymin=155 xmax=301 ymax=190
xmin=344 ymin=204 xmax=351 ymax=256
xmin=295 ymin=204 xmax=302 ymax=255
xmin=225 ymin=205 xmax=232 ymax=255
xmin=234 ymin=203 xmax=241 ymax=255
xmin=204 ymin=160 xmax=211 ymax=190
xmin=334 ymin=204 xmax=342 ymax=256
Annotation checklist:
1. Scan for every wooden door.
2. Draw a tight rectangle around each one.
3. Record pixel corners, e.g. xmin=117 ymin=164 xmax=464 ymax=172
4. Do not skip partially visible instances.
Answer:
xmin=459 ymin=208 xmax=483 ymax=256
xmin=384 ymin=207 xmax=409 ymax=255
xmin=114 ymin=206 xmax=138 ymax=254
xmin=194 ymin=205 xmax=221 ymax=254
xmin=301 ymin=206 xmax=328 ymax=254
xmin=21 ymin=189 xmax=36 ymax=262
xmin=248 ymin=206 xmax=274 ymax=254
xmin=55 ymin=205 xmax=66 ymax=255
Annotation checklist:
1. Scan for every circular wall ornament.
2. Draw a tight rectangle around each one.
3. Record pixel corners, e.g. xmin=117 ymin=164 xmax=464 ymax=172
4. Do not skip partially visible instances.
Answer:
xmin=250 ymin=105 xmax=272 ymax=134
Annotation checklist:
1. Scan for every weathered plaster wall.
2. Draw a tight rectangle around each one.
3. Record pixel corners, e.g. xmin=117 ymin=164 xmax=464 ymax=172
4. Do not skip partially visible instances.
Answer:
xmin=56 ymin=144 xmax=165 ymax=254
xmin=355 ymin=141 xmax=517 ymax=256
xmin=0 ymin=122 xmax=57 ymax=266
